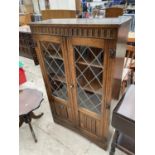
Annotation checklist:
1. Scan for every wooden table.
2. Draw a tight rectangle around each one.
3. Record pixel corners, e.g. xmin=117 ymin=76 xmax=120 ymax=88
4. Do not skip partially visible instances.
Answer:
xmin=110 ymin=85 xmax=135 ymax=155
xmin=19 ymin=89 xmax=44 ymax=142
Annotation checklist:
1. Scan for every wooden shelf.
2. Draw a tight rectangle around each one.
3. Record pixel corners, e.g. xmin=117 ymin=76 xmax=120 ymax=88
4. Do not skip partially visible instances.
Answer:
xmin=52 ymin=83 xmax=68 ymax=101
xmin=77 ymin=57 xmax=103 ymax=69
xmin=48 ymin=54 xmax=63 ymax=60
xmin=78 ymin=78 xmax=102 ymax=95
xmin=50 ymin=73 xmax=66 ymax=83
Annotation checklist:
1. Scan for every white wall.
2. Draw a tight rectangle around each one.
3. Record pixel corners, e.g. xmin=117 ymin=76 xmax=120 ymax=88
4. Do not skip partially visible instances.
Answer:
xmin=39 ymin=0 xmax=46 ymax=10
xmin=32 ymin=0 xmax=46 ymax=13
xmin=32 ymin=0 xmax=40 ymax=13
xmin=49 ymin=0 xmax=76 ymax=10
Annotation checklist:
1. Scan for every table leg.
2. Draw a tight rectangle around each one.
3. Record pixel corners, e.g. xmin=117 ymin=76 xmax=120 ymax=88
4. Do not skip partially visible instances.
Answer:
xmin=110 ymin=130 xmax=119 ymax=155
xmin=19 ymin=111 xmax=43 ymax=143
xmin=30 ymin=112 xmax=44 ymax=119
xmin=19 ymin=116 xmax=24 ymax=127
xmin=28 ymin=122 xmax=37 ymax=143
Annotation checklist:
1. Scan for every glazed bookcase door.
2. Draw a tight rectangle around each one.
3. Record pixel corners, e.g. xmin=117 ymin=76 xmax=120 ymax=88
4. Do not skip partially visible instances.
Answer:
xmin=68 ymin=38 xmax=106 ymax=138
xmin=37 ymin=36 xmax=73 ymax=122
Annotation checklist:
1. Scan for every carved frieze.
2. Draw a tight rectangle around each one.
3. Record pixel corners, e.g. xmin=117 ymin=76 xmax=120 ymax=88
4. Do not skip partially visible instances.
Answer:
xmin=30 ymin=26 xmax=117 ymax=39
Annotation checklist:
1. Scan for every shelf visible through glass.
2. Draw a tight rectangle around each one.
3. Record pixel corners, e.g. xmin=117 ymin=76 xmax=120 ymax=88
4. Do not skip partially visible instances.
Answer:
xmin=74 ymin=45 xmax=104 ymax=114
xmin=77 ymin=87 xmax=102 ymax=114
xmin=40 ymin=41 xmax=68 ymax=101
xmin=40 ymin=41 xmax=63 ymax=60
xmin=74 ymin=46 xmax=104 ymax=68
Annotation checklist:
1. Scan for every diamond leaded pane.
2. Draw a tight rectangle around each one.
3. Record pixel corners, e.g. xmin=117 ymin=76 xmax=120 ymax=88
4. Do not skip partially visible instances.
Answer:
xmin=74 ymin=46 xmax=104 ymax=114
xmin=40 ymin=41 xmax=68 ymax=100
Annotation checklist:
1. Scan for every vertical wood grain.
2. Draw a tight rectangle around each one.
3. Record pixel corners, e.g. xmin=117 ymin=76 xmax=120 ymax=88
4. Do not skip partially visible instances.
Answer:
xmin=91 ymin=119 xmax=96 ymax=134
xmin=80 ymin=112 xmax=84 ymax=128
xmin=66 ymin=37 xmax=79 ymax=127
xmin=83 ymin=114 xmax=87 ymax=129
xmin=55 ymin=103 xmax=60 ymax=116
xmin=96 ymin=120 xmax=101 ymax=137
xmin=86 ymin=117 xmax=91 ymax=131
xmin=67 ymin=107 xmax=73 ymax=122
xmin=102 ymin=39 xmax=116 ymax=140
xmin=61 ymin=107 xmax=68 ymax=119
xmin=61 ymin=37 xmax=74 ymax=123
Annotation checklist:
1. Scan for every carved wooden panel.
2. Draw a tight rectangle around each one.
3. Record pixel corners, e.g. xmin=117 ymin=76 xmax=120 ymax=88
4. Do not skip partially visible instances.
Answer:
xmin=30 ymin=26 xmax=117 ymax=39
xmin=79 ymin=111 xmax=101 ymax=137
xmin=54 ymin=102 xmax=68 ymax=119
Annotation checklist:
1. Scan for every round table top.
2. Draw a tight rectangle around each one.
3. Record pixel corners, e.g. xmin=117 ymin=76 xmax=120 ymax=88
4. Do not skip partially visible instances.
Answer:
xmin=19 ymin=89 xmax=43 ymax=115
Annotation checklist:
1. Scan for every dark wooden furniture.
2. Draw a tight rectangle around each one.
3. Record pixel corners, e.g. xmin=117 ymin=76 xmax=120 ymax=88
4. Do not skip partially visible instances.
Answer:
xmin=19 ymin=25 xmax=39 ymax=65
xmin=19 ymin=89 xmax=44 ymax=142
xmin=41 ymin=10 xmax=76 ymax=20
xmin=30 ymin=17 xmax=131 ymax=149
xmin=110 ymin=85 xmax=135 ymax=155
xmin=105 ymin=7 xmax=123 ymax=18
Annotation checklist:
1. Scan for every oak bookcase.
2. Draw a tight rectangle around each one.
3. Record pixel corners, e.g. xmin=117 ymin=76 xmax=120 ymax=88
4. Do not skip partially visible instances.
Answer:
xmin=30 ymin=17 xmax=131 ymax=149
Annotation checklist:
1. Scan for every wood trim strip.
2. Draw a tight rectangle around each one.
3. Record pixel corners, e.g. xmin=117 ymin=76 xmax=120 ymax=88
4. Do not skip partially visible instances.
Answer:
xmin=35 ymin=41 xmax=56 ymax=115
xmin=66 ymin=37 xmax=80 ymax=127
xmin=30 ymin=26 xmax=117 ymax=39
xmin=102 ymin=39 xmax=116 ymax=139
xmin=79 ymin=107 xmax=100 ymax=120
xmin=71 ymin=37 xmax=105 ymax=48
xmin=32 ymin=34 xmax=61 ymax=43
xmin=61 ymin=37 xmax=75 ymax=123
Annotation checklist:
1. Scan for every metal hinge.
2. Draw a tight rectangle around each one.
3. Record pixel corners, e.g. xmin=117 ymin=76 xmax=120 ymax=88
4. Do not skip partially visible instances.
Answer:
xmin=109 ymin=49 xmax=116 ymax=58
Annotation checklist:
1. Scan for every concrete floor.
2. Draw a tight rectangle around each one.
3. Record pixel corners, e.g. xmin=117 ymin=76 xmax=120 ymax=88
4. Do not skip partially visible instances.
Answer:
xmin=19 ymin=56 xmax=126 ymax=155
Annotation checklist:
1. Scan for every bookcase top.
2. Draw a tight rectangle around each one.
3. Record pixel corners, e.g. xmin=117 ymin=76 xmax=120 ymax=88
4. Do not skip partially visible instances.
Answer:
xmin=30 ymin=16 xmax=131 ymax=28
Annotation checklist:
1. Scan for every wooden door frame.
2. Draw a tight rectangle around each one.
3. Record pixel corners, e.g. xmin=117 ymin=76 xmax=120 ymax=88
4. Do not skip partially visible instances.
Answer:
xmin=101 ymin=39 xmax=117 ymax=142
xmin=33 ymin=34 xmax=75 ymax=122
xmin=67 ymin=37 xmax=109 ymax=137
xmin=33 ymin=34 xmax=116 ymax=142
xmin=34 ymin=37 xmax=56 ymax=115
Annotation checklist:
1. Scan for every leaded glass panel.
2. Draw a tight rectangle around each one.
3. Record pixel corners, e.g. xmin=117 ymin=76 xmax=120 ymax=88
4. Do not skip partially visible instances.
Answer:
xmin=40 ymin=41 xmax=68 ymax=101
xmin=74 ymin=46 xmax=104 ymax=114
